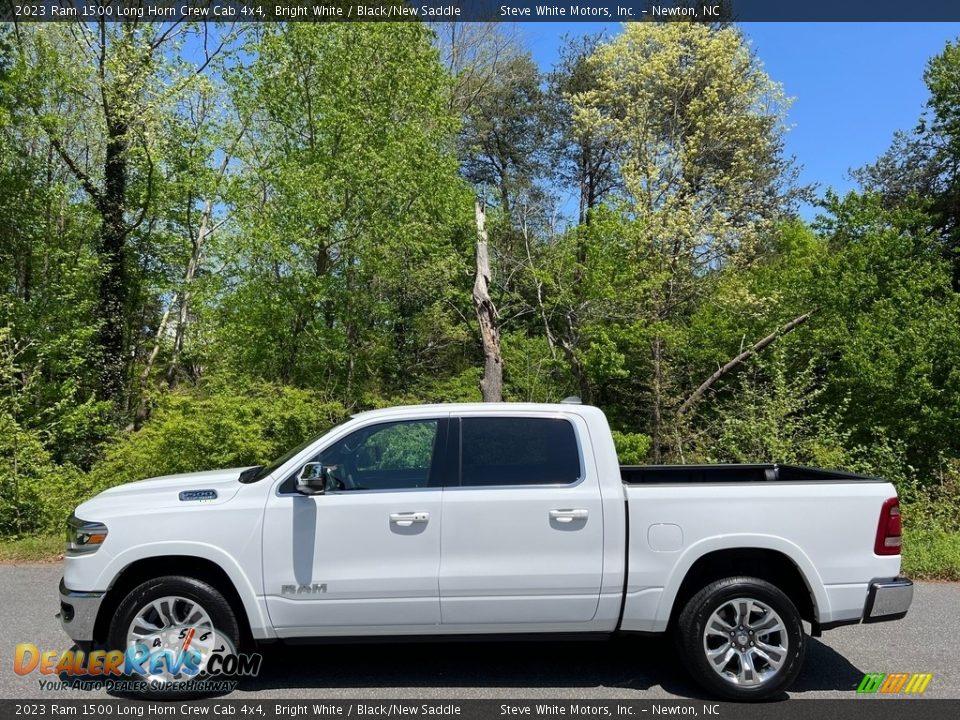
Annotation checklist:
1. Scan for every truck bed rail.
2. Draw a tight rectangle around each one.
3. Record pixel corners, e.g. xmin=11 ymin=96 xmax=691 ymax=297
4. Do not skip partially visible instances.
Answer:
xmin=619 ymin=463 xmax=881 ymax=484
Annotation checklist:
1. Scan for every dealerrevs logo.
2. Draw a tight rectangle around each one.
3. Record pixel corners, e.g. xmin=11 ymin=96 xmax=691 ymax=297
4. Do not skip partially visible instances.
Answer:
xmin=857 ymin=672 xmax=933 ymax=695
xmin=14 ymin=626 xmax=261 ymax=693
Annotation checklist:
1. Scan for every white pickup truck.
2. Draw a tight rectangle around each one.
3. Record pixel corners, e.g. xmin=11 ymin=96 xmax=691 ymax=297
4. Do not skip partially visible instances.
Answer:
xmin=59 ymin=401 xmax=912 ymax=700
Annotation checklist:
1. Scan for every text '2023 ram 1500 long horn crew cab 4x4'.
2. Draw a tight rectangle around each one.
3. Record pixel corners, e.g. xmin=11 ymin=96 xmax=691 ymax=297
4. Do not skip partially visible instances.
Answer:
xmin=58 ymin=401 xmax=913 ymax=700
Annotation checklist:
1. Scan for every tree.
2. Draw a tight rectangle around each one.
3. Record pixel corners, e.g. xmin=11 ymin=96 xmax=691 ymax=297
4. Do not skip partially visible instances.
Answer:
xmin=684 ymin=194 xmax=960 ymax=476
xmin=11 ymin=22 xmax=238 ymax=409
xmin=434 ymin=21 xmax=523 ymax=117
xmin=855 ymin=39 xmax=960 ymax=289
xmin=1 ymin=26 xmax=112 ymax=467
xmin=458 ymin=52 xmax=549 ymax=226
xmin=134 ymin=72 xmax=245 ymax=424
xmin=443 ymin=31 xmax=561 ymax=403
xmin=548 ymin=34 xmax=619 ymax=228
xmin=571 ymin=23 xmax=801 ymax=459
xmin=808 ymin=193 xmax=960 ymax=474
xmin=218 ymin=23 xmax=469 ymax=403
xmin=538 ymin=34 xmax=621 ymax=402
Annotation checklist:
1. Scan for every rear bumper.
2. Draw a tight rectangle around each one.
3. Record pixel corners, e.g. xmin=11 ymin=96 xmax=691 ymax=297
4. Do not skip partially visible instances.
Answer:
xmin=57 ymin=577 xmax=105 ymax=644
xmin=816 ymin=577 xmax=913 ymax=633
xmin=863 ymin=576 xmax=913 ymax=623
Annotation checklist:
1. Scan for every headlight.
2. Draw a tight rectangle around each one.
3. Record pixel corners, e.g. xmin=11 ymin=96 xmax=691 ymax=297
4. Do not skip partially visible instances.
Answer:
xmin=66 ymin=513 xmax=108 ymax=556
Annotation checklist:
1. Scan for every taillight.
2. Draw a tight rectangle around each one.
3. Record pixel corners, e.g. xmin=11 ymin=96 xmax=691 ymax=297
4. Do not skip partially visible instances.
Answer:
xmin=874 ymin=497 xmax=902 ymax=555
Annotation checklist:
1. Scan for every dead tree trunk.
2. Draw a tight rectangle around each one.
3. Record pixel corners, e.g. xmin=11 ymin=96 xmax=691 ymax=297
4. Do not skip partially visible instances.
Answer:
xmin=473 ymin=198 xmax=503 ymax=402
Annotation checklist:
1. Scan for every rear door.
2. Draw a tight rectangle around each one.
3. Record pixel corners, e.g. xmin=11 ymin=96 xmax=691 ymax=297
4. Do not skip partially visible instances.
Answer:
xmin=438 ymin=413 xmax=605 ymax=627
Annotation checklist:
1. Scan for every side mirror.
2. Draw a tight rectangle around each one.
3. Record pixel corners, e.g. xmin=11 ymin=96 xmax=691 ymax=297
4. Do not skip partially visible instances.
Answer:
xmin=296 ymin=462 xmax=327 ymax=495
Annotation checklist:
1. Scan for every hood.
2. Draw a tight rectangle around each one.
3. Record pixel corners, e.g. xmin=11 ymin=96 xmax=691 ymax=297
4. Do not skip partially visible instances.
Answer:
xmin=74 ymin=467 xmax=252 ymax=518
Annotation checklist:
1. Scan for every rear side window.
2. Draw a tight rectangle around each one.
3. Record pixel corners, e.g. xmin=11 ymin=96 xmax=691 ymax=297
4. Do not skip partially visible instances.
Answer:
xmin=460 ymin=417 xmax=581 ymax=487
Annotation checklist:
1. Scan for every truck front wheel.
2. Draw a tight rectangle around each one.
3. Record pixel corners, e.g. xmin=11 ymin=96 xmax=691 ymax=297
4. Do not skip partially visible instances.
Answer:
xmin=107 ymin=575 xmax=241 ymax=690
xmin=675 ymin=576 xmax=805 ymax=701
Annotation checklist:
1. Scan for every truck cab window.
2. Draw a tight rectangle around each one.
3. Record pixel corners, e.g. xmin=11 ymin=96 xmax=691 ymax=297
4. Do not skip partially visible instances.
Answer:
xmin=305 ymin=419 xmax=440 ymax=492
xmin=460 ymin=417 xmax=581 ymax=487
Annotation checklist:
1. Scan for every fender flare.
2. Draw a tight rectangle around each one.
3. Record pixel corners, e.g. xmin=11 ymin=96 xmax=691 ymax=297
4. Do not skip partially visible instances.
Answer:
xmin=654 ymin=533 xmax=831 ymax=628
xmin=93 ymin=541 xmax=275 ymax=640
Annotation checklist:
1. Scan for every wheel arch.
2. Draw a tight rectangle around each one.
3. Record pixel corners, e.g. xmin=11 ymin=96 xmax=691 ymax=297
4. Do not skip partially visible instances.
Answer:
xmin=92 ymin=554 xmax=260 ymax=647
xmin=658 ymin=538 xmax=827 ymax=631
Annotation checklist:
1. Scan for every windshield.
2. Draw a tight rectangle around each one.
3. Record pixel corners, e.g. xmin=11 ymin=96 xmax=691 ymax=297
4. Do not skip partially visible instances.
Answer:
xmin=239 ymin=424 xmax=343 ymax=484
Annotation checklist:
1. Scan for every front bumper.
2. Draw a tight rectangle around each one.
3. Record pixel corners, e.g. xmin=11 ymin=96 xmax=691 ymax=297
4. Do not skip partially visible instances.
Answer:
xmin=863 ymin=577 xmax=913 ymax=623
xmin=57 ymin=577 xmax=105 ymax=644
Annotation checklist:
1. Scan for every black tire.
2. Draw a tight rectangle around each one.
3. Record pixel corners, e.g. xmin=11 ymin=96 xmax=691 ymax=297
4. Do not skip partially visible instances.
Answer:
xmin=675 ymin=576 xmax=805 ymax=701
xmin=107 ymin=575 xmax=240 ymax=698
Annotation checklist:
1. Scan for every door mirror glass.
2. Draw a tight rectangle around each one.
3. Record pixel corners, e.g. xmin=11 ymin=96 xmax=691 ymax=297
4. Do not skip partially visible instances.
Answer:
xmin=296 ymin=462 xmax=327 ymax=495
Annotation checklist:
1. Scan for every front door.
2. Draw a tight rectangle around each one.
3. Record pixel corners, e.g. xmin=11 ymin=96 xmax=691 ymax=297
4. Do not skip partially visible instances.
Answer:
xmin=263 ymin=417 xmax=448 ymax=635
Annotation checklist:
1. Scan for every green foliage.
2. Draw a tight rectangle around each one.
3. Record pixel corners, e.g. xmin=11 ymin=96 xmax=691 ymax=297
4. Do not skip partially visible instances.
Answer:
xmin=411 ymin=368 xmax=484 ymax=404
xmin=84 ymin=379 xmax=347 ymax=497
xmin=0 ymin=326 xmax=85 ymax=535
xmin=855 ymin=38 xmax=960 ymax=287
xmin=458 ymin=51 xmax=549 ymax=214
xmin=501 ymin=333 xmax=568 ymax=403
xmin=690 ymin=351 xmax=852 ymax=468
xmin=0 ymin=412 xmax=82 ymax=536
xmin=575 ymin=23 xmax=799 ymax=258
xmin=556 ymin=23 xmax=803 ymax=458
xmin=901 ymin=460 xmax=960 ymax=533
xmin=809 ymin=193 xmax=960 ymax=473
xmin=901 ymin=529 xmax=960 ymax=580
xmin=358 ymin=422 xmax=437 ymax=471
xmin=214 ymin=23 xmax=472 ymax=400
xmin=612 ymin=432 xmax=652 ymax=465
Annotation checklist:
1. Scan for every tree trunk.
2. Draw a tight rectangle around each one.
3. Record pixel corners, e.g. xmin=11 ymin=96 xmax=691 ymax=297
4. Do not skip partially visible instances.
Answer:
xmin=558 ymin=333 xmax=591 ymax=404
xmin=650 ymin=334 xmax=665 ymax=463
xmin=96 ymin=118 xmax=130 ymax=404
xmin=167 ymin=201 xmax=215 ymax=390
xmin=131 ymin=291 xmax=179 ymax=429
xmin=566 ymin=220 xmax=592 ymax=404
xmin=555 ymin=152 xmax=599 ymax=405
xmin=166 ymin=133 xmax=242 ymax=390
xmin=521 ymin=212 xmax=556 ymax=358
xmin=473 ymin=198 xmax=503 ymax=402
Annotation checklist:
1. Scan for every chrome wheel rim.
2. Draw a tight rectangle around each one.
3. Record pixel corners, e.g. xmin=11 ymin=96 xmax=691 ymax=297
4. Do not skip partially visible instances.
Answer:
xmin=702 ymin=597 xmax=789 ymax=687
xmin=126 ymin=595 xmax=217 ymax=684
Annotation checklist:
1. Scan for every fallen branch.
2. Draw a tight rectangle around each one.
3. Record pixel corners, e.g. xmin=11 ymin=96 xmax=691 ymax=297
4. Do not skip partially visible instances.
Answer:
xmin=678 ymin=310 xmax=817 ymax=416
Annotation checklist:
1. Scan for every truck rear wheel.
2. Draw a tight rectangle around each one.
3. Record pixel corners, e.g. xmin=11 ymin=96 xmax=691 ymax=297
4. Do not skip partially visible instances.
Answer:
xmin=675 ymin=576 xmax=805 ymax=701
xmin=107 ymin=575 xmax=240 ymax=695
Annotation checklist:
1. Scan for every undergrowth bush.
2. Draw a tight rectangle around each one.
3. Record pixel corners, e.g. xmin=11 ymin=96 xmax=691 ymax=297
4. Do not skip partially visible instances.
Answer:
xmin=2 ymin=378 xmax=348 ymax=538
xmin=83 ymin=378 xmax=348 ymax=498
xmin=0 ymin=413 xmax=83 ymax=536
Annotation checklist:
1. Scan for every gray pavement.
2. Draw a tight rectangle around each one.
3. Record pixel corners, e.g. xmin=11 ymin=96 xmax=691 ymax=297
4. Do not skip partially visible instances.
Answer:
xmin=1 ymin=565 xmax=957 ymax=700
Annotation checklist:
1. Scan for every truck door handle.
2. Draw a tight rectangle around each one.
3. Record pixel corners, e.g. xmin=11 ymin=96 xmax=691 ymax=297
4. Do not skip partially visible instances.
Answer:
xmin=389 ymin=512 xmax=430 ymax=527
xmin=549 ymin=509 xmax=588 ymax=523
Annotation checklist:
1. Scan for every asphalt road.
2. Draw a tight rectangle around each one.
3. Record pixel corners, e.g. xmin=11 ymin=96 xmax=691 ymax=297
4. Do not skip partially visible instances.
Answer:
xmin=1 ymin=565 xmax=957 ymax=700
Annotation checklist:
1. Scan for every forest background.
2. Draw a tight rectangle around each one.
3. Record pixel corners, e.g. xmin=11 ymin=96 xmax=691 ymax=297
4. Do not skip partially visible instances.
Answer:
xmin=1 ymin=20 xmax=959 ymax=575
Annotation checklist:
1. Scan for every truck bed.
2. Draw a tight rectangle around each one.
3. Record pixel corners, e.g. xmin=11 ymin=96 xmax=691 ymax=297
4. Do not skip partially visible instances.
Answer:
xmin=618 ymin=468 xmax=900 ymax=633
xmin=619 ymin=463 xmax=881 ymax=484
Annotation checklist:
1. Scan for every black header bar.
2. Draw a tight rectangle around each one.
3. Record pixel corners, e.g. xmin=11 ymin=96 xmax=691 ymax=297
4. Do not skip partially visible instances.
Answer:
xmin=0 ymin=700 xmax=959 ymax=719
xmin=4 ymin=0 xmax=960 ymax=23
